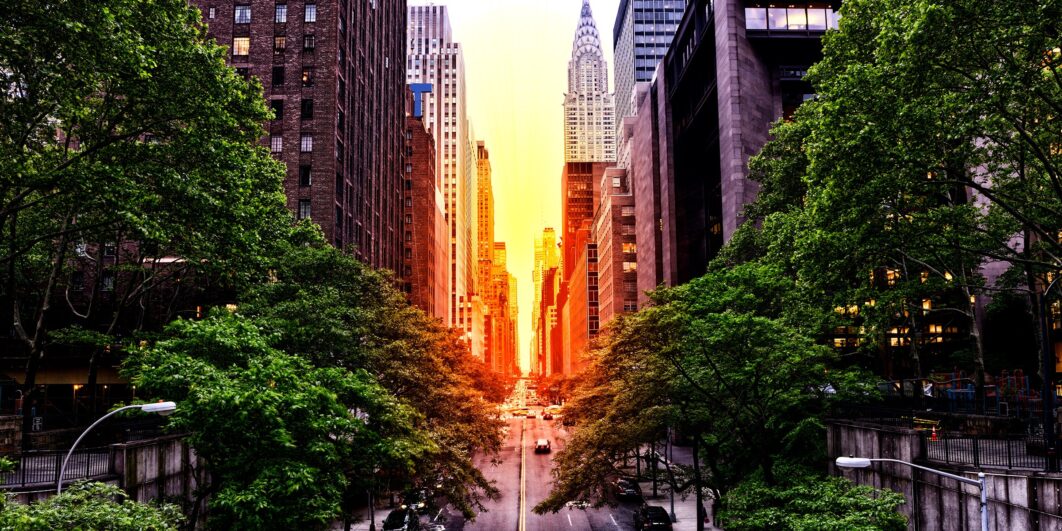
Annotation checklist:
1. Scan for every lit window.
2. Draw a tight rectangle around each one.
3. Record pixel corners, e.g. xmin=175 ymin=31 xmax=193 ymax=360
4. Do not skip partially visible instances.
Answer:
xmin=208 ymin=7 xmax=216 ymax=19
xmin=234 ymin=5 xmax=250 ymax=23
xmin=622 ymin=261 xmax=637 ymax=272
xmin=232 ymin=37 xmax=250 ymax=56
xmin=622 ymin=242 xmax=637 ymax=253
xmin=298 ymin=200 xmax=311 ymax=219
xmin=275 ymin=4 xmax=287 ymax=22
xmin=270 ymin=135 xmax=283 ymax=153
xmin=274 ymin=36 xmax=286 ymax=54
xmin=768 ymin=7 xmax=787 ymax=29
xmin=304 ymin=4 xmax=316 ymax=22
xmin=302 ymin=67 xmax=315 ymax=86
xmin=300 ymin=134 xmax=313 ymax=152
xmin=303 ymin=34 xmax=315 ymax=50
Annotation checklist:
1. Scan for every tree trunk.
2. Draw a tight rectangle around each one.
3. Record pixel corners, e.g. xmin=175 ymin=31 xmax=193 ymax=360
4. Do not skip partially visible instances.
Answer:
xmin=693 ymin=433 xmax=704 ymax=531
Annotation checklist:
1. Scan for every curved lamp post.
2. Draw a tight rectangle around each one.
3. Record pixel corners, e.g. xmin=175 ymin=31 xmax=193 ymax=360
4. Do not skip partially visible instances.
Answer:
xmin=835 ymin=456 xmax=986 ymax=531
xmin=57 ymin=401 xmax=176 ymax=494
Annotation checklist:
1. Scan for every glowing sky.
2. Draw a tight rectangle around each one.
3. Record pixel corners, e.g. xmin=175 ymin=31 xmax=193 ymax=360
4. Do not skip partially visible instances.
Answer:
xmin=409 ymin=0 xmax=622 ymax=373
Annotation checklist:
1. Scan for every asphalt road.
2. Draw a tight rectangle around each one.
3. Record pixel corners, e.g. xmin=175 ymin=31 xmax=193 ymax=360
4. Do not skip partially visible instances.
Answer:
xmin=451 ymin=415 xmax=639 ymax=531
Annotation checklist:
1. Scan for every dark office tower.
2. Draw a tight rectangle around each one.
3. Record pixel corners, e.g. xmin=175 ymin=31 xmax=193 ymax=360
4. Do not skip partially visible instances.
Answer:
xmin=191 ymin=0 xmax=407 ymax=271
xmin=612 ymin=0 xmax=685 ymax=142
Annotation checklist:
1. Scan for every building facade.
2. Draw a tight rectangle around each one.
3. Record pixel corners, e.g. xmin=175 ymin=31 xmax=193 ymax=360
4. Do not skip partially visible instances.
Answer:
xmin=193 ymin=0 xmax=407 ymax=270
xmin=402 ymin=86 xmax=448 ymax=321
xmin=611 ymin=0 xmax=685 ymax=140
xmin=406 ymin=5 xmax=474 ymax=330
xmin=594 ymin=167 xmax=637 ymax=325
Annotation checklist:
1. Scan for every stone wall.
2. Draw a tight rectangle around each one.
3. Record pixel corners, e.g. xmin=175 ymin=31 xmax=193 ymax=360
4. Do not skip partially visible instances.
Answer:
xmin=828 ymin=420 xmax=1062 ymax=530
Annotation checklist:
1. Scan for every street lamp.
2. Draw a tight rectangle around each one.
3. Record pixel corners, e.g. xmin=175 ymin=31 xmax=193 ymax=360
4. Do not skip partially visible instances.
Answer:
xmin=57 ymin=401 xmax=177 ymax=494
xmin=835 ymin=456 xmax=987 ymax=531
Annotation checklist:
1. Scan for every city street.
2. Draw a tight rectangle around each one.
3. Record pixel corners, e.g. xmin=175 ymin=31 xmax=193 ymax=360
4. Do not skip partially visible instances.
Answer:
xmin=448 ymin=415 xmax=638 ymax=531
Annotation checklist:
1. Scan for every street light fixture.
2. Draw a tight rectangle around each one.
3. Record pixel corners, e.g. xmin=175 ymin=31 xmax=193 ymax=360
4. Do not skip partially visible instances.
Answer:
xmin=57 ymin=401 xmax=177 ymax=494
xmin=835 ymin=456 xmax=987 ymax=531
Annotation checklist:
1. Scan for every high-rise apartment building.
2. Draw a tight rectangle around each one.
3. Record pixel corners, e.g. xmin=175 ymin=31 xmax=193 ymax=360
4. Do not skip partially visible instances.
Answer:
xmin=532 ymin=228 xmax=560 ymax=376
xmin=594 ymin=168 xmax=637 ymax=325
xmin=612 ymin=0 xmax=685 ymax=140
xmin=192 ymin=0 xmax=407 ymax=270
xmin=631 ymin=0 xmax=837 ymax=289
xmin=407 ymin=5 xmax=473 ymax=330
xmin=402 ymin=85 xmax=448 ymax=321
xmin=476 ymin=142 xmax=494 ymax=306
xmin=564 ymin=0 xmax=616 ymax=163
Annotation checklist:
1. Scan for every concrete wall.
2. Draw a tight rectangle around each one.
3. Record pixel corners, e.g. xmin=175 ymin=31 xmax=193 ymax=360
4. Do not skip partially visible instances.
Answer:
xmin=112 ymin=434 xmax=205 ymax=505
xmin=828 ymin=420 xmax=1062 ymax=530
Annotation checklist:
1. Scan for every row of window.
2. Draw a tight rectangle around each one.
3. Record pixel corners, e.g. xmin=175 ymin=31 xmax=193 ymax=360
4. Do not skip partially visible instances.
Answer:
xmin=226 ymin=4 xmax=316 ymax=24
xmin=233 ymin=34 xmax=314 ymax=57
xmin=270 ymin=134 xmax=314 ymax=153
xmin=269 ymin=98 xmax=313 ymax=120
xmin=270 ymin=66 xmax=315 ymax=87
xmin=745 ymin=6 xmax=840 ymax=31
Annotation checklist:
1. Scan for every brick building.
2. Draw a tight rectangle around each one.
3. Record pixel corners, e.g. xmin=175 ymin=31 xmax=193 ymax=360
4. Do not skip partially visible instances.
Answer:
xmin=594 ymin=167 xmax=637 ymax=326
xmin=192 ymin=0 xmax=407 ymax=271
xmin=402 ymin=86 xmax=448 ymax=321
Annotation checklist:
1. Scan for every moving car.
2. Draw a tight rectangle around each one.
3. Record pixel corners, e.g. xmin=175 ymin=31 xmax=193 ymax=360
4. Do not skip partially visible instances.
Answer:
xmin=534 ymin=438 xmax=551 ymax=453
xmin=526 ymin=411 xmax=536 ymax=418
xmin=542 ymin=412 xmax=554 ymax=420
xmin=614 ymin=477 xmax=642 ymax=501
xmin=634 ymin=505 xmax=673 ymax=530
xmin=382 ymin=509 xmax=415 ymax=531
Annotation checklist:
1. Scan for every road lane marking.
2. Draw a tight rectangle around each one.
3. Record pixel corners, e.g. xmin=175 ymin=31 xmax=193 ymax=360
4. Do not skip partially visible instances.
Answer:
xmin=610 ymin=513 xmax=618 ymax=527
xmin=567 ymin=514 xmax=573 ymax=526
xmin=519 ymin=421 xmax=526 ymax=531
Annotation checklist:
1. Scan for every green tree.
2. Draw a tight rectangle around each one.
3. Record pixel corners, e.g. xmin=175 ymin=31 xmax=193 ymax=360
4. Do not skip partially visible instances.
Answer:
xmin=720 ymin=466 xmax=906 ymax=531
xmin=238 ymin=241 xmax=503 ymax=519
xmin=1 ymin=0 xmax=290 ymax=444
xmin=123 ymin=311 xmax=424 ymax=530
xmin=0 ymin=481 xmax=183 ymax=530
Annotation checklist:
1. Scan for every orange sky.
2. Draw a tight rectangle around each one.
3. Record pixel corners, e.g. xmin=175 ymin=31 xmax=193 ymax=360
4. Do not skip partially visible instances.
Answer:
xmin=410 ymin=0 xmax=622 ymax=373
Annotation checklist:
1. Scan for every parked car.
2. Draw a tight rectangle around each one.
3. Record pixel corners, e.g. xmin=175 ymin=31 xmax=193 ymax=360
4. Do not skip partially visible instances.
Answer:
xmin=401 ymin=489 xmax=430 ymax=514
xmin=534 ymin=438 xmax=551 ymax=453
xmin=526 ymin=411 xmax=536 ymax=418
xmin=382 ymin=509 xmax=415 ymax=531
xmin=542 ymin=412 xmax=554 ymax=420
xmin=634 ymin=505 xmax=673 ymax=530
xmin=614 ymin=477 xmax=642 ymax=501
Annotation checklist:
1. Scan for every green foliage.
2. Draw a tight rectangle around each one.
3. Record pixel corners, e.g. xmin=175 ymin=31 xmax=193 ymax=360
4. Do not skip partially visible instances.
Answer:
xmin=239 ymin=242 xmax=503 ymax=518
xmin=0 ymin=482 xmax=183 ymax=530
xmin=123 ymin=310 xmax=416 ymax=530
xmin=720 ymin=466 xmax=906 ymax=531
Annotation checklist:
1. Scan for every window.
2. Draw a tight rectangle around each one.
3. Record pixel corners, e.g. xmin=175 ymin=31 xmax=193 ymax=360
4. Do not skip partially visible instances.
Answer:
xmin=621 ymin=224 xmax=635 ymax=235
xmin=272 ymin=66 xmax=285 ymax=86
xmin=275 ymin=4 xmax=287 ymax=22
xmin=270 ymin=100 xmax=283 ymax=120
xmin=208 ymin=7 xmax=216 ymax=19
xmin=302 ymin=67 xmax=314 ymax=86
xmin=103 ymin=243 xmax=116 ymax=257
xmin=405 ymin=232 xmax=413 ymax=241
xmin=270 ymin=135 xmax=283 ymax=153
xmin=405 ymin=197 xmax=412 ymax=207
xmin=405 ymin=163 xmax=412 ymax=173
xmin=300 ymin=134 xmax=313 ymax=152
xmin=768 ymin=7 xmax=787 ymax=29
xmin=405 ymin=214 xmax=412 ymax=224
xmin=232 ymin=37 xmax=250 ymax=56
xmin=301 ymin=99 xmax=313 ymax=119
xmin=622 ymin=261 xmax=637 ymax=273
xmin=70 ymin=270 xmax=85 ymax=291
xmin=235 ymin=67 xmax=249 ymax=79
xmin=101 ymin=271 xmax=115 ymax=292
xmin=274 ymin=36 xmax=286 ymax=54
xmin=621 ymin=206 xmax=635 ymax=217
xmin=298 ymin=200 xmax=311 ymax=219
xmin=304 ymin=4 xmax=316 ymax=22
xmin=622 ymin=242 xmax=637 ymax=254
xmin=303 ymin=34 xmax=315 ymax=50
xmin=299 ymin=165 xmax=311 ymax=186
xmin=234 ymin=5 xmax=251 ymax=23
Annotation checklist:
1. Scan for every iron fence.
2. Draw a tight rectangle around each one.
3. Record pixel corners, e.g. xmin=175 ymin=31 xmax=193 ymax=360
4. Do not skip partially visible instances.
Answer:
xmin=0 ymin=448 xmax=114 ymax=489
xmin=922 ymin=431 xmax=1047 ymax=471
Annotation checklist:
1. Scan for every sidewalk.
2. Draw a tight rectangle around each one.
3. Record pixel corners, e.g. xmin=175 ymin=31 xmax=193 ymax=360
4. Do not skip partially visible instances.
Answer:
xmin=628 ymin=444 xmax=723 ymax=531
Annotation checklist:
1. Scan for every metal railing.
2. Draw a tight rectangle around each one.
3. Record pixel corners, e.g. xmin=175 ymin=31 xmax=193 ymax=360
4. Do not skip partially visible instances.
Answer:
xmin=0 ymin=448 xmax=114 ymax=489
xmin=923 ymin=432 xmax=1047 ymax=471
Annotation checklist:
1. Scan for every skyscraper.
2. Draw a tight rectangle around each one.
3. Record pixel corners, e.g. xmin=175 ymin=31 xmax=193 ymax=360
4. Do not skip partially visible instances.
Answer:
xmin=407 ymin=5 xmax=473 ymax=330
xmin=191 ymin=0 xmax=407 ymax=270
xmin=564 ymin=0 xmax=616 ymax=163
xmin=612 ymin=0 xmax=686 ymax=139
